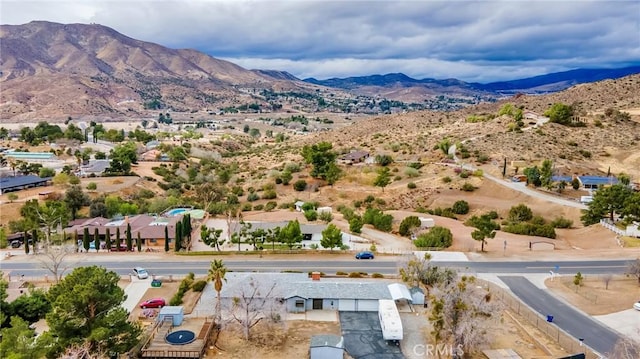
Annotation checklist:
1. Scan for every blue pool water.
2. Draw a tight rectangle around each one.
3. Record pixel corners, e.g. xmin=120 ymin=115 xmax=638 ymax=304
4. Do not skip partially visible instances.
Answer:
xmin=165 ymin=208 xmax=189 ymax=216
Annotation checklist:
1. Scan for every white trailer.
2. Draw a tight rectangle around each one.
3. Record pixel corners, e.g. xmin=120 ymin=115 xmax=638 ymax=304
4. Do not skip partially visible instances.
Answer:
xmin=378 ymin=299 xmax=403 ymax=343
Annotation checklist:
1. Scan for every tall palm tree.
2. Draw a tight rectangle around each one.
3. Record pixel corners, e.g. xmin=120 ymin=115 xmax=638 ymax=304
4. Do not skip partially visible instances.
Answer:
xmin=207 ymin=259 xmax=227 ymax=324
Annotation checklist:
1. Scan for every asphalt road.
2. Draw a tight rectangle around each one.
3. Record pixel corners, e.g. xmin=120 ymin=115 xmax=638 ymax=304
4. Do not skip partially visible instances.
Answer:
xmin=499 ymin=276 xmax=621 ymax=356
xmin=0 ymin=258 xmax=631 ymax=277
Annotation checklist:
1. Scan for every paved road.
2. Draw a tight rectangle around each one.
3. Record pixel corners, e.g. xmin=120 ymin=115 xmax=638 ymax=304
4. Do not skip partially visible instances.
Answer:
xmin=0 ymin=258 xmax=631 ymax=278
xmin=499 ymin=276 xmax=620 ymax=356
xmin=447 ymin=144 xmax=586 ymax=209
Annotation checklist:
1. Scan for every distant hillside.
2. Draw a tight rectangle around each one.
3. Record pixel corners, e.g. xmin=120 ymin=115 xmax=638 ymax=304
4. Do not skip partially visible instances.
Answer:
xmin=474 ymin=66 xmax=640 ymax=93
xmin=0 ymin=21 xmax=315 ymax=120
xmin=304 ymin=66 xmax=640 ymax=100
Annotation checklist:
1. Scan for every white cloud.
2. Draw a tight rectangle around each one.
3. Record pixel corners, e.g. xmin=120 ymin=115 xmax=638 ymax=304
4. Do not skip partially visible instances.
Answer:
xmin=1 ymin=0 xmax=639 ymax=81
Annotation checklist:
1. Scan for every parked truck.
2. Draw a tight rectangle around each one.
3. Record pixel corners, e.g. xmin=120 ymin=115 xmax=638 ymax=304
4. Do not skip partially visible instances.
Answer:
xmin=378 ymin=299 xmax=403 ymax=345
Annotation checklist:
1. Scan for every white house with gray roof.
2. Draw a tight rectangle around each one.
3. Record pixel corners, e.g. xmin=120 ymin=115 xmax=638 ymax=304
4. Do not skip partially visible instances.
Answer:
xmin=195 ymin=273 xmax=409 ymax=315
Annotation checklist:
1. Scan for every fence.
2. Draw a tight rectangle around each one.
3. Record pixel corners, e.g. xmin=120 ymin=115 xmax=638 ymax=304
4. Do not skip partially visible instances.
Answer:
xmin=477 ymin=279 xmax=603 ymax=359
xmin=600 ymin=219 xmax=625 ymax=236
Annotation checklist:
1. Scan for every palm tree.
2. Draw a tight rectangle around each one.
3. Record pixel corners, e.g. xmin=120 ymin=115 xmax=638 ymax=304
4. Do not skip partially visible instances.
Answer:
xmin=207 ymin=259 xmax=227 ymax=324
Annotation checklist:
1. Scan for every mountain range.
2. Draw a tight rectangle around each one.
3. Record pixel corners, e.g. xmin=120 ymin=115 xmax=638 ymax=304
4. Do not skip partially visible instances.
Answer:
xmin=1 ymin=21 xmax=638 ymax=120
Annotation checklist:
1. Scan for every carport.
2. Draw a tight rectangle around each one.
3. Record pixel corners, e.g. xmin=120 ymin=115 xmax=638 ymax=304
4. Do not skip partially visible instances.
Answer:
xmin=388 ymin=283 xmax=412 ymax=304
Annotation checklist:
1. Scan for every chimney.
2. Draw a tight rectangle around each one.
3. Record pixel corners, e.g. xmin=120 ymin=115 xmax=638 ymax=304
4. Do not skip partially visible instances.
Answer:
xmin=311 ymin=272 xmax=321 ymax=281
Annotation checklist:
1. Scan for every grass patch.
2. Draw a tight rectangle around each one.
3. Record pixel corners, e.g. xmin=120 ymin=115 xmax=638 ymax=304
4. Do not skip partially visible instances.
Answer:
xmin=620 ymin=236 xmax=640 ymax=247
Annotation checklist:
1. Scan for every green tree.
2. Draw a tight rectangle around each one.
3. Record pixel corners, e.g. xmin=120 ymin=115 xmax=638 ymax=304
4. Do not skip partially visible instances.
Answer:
xmin=83 ymin=228 xmax=91 ymax=252
xmin=301 ymin=141 xmax=338 ymax=179
xmin=175 ymin=222 xmax=183 ymax=252
xmin=451 ymin=200 xmax=470 ymax=215
xmin=164 ymin=226 xmax=170 ymax=252
xmin=94 ymin=228 xmax=100 ymax=252
xmin=349 ymin=216 xmax=363 ymax=233
xmin=399 ymin=216 xmax=421 ymax=237
xmin=523 ymin=166 xmax=541 ymax=187
xmin=208 ymin=260 xmax=227 ymax=323
xmin=46 ymin=266 xmax=141 ymax=356
xmin=469 ymin=215 xmax=498 ymax=252
xmin=0 ymin=316 xmax=45 ymax=359
xmin=7 ymin=193 xmax=18 ymax=203
xmin=125 ymin=223 xmax=133 ymax=251
xmin=39 ymin=167 xmax=56 ymax=178
xmin=508 ymin=204 xmax=533 ymax=222
xmin=581 ymin=184 xmax=634 ymax=225
xmin=106 ymin=142 xmax=138 ymax=174
xmin=136 ymin=232 xmax=142 ymax=252
xmin=325 ymin=163 xmax=342 ymax=186
xmin=293 ymin=179 xmax=307 ymax=191
xmin=201 ymin=225 xmax=224 ymax=251
xmin=320 ymin=224 xmax=343 ymax=251
xmin=65 ymin=185 xmax=90 ymax=220
xmin=544 ymin=102 xmax=574 ymax=125
xmin=375 ymin=154 xmax=394 ymax=166
xmin=571 ymin=177 xmax=580 ymax=190
xmin=280 ymin=170 xmax=293 ymax=185
xmin=414 ymin=226 xmax=453 ymax=248
xmin=105 ymin=228 xmax=111 ymax=252
xmin=539 ymin=159 xmax=553 ymax=189
xmin=279 ymin=219 xmax=303 ymax=249
xmin=8 ymin=287 xmax=51 ymax=324
xmin=373 ymin=167 xmax=391 ymax=192
xmin=116 ymin=227 xmax=121 ymax=248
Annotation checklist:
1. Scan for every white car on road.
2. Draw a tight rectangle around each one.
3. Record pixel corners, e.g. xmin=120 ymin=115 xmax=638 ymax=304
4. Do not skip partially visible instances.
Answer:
xmin=133 ymin=267 xmax=149 ymax=279
xmin=633 ymin=301 xmax=640 ymax=311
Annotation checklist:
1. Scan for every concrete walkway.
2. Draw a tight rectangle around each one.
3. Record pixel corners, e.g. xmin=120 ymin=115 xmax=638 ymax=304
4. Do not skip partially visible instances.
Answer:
xmin=121 ymin=277 xmax=151 ymax=313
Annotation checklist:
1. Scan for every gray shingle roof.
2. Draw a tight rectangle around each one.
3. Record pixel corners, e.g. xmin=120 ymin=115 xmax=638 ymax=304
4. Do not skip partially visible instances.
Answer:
xmin=220 ymin=273 xmax=393 ymax=300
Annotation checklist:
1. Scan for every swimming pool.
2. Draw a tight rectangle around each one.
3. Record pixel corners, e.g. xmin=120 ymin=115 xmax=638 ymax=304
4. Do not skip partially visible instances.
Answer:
xmin=165 ymin=208 xmax=190 ymax=217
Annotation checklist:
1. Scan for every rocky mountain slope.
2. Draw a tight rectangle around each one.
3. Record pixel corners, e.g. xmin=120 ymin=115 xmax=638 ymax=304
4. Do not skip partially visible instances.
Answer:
xmin=0 ymin=21 xmax=315 ymax=120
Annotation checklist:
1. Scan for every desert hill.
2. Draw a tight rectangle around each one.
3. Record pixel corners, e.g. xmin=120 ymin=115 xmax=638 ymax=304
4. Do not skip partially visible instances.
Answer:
xmin=278 ymin=74 xmax=640 ymax=181
xmin=2 ymin=21 xmax=639 ymax=121
xmin=0 ymin=21 xmax=317 ymax=120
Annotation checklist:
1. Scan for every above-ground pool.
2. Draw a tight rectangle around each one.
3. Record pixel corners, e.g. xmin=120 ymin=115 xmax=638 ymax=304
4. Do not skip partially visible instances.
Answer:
xmin=165 ymin=330 xmax=196 ymax=345
xmin=165 ymin=208 xmax=191 ymax=217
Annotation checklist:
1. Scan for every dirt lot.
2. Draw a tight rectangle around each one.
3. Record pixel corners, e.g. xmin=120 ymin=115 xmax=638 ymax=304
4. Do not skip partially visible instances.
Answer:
xmin=545 ymin=275 xmax=640 ymax=315
xmin=129 ymin=278 xmax=204 ymax=324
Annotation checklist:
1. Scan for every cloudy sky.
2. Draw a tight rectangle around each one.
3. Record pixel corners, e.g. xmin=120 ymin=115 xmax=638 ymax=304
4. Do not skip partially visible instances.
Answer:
xmin=2 ymin=0 xmax=639 ymax=82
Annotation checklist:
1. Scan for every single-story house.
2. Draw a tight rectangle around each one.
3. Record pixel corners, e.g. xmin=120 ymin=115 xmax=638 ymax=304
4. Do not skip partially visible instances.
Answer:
xmin=310 ymin=335 xmax=344 ymax=359
xmin=78 ymin=160 xmax=110 ymax=177
xmin=64 ymin=214 xmax=181 ymax=249
xmin=0 ymin=175 xmax=52 ymax=194
xmin=551 ymin=175 xmax=573 ymax=183
xmin=239 ymin=220 xmax=327 ymax=243
xmin=577 ymin=175 xmax=618 ymax=190
xmin=338 ymin=150 xmax=370 ymax=165
xmin=213 ymin=273 xmax=402 ymax=314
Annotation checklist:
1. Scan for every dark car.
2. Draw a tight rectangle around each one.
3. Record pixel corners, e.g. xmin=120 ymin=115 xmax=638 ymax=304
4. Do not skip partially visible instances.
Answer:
xmin=355 ymin=251 xmax=375 ymax=259
xmin=140 ymin=298 xmax=166 ymax=309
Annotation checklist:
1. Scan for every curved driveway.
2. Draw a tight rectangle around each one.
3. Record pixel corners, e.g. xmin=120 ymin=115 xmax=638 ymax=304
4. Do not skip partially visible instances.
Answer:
xmin=447 ymin=144 xmax=586 ymax=209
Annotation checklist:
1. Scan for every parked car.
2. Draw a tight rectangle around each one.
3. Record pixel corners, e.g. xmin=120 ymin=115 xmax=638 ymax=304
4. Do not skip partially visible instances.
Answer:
xmin=133 ymin=267 xmax=149 ymax=279
xmin=110 ymin=244 xmax=129 ymax=252
xmin=355 ymin=251 xmax=375 ymax=259
xmin=140 ymin=298 xmax=166 ymax=309
xmin=633 ymin=301 xmax=640 ymax=311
